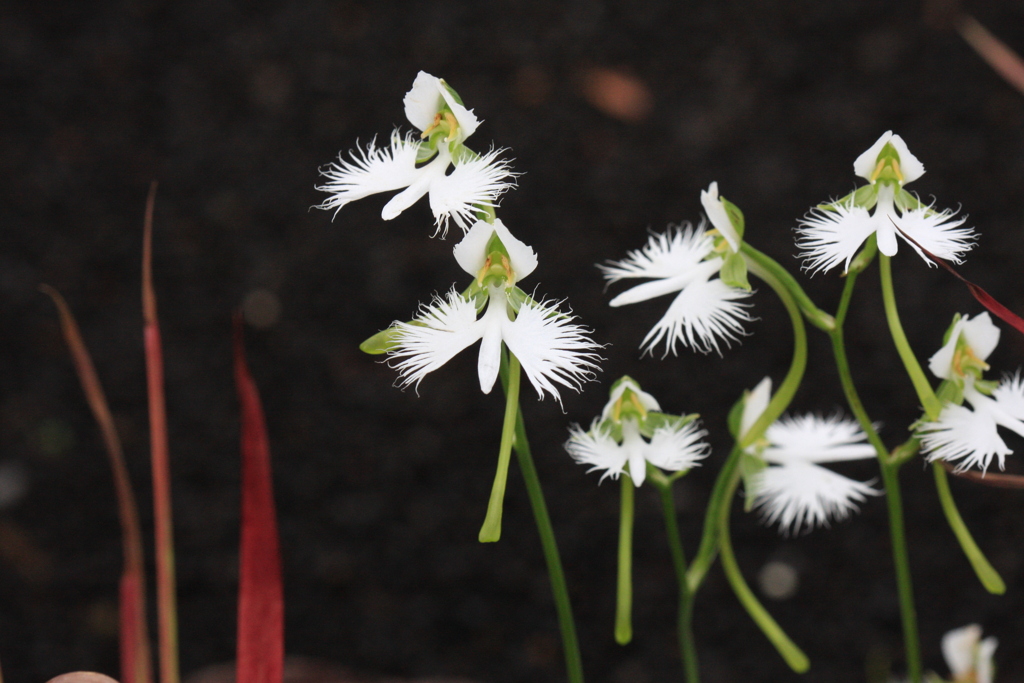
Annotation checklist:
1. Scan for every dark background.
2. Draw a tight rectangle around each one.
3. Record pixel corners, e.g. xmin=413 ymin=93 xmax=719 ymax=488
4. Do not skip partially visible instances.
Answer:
xmin=3 ymin=1 xmax=1024 ymax=681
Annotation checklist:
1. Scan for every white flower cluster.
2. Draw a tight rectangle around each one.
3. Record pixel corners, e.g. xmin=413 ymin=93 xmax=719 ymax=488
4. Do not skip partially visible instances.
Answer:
xmin=919 ymin=313 xmax=1024 ymax=473
xmin=317 ymin=72 xmax=600 ymax=403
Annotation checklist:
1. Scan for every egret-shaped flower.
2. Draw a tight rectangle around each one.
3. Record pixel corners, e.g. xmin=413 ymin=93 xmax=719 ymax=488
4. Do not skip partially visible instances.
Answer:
xmin=600 ymin=184 xmax=753 ymax=356
xmin=942 ymin=624 xmax=997 ymax=683
xmin=741 ymin=378 xmax=878 ymax=535
xmin=565 ymin=376 xmax=708 ymax=487
xmin=919 ymin=312 xmax=1024 ymax=473
xmin=315 ymin=71 xmax=516 ymax=236
xmin=796 ymin=131 xmax=975 ymax=274
xmin=386 ymin=219 xmax=601 ymax=402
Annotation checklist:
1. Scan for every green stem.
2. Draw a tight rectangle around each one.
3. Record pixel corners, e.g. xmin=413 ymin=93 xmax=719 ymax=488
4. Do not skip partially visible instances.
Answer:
xmin=932 ymin=463 xmax=1005 ymax=594
xmin=740 ymin=260 xmax=808 ymax=449
xmin=741 ymin=243 xmax=835 ymax=332
xmin=687 ymin=255 xmax=809 ymax=593
xmin=878 ymin=462 xmax=921 ymax=683
xmin=878 ymin=255 xmax=942 ymax=421
xmin=499 ymin=352 xmax=584 ymax=683
xmin=478 ymin=353 xmax=522 ymax=543
xmin=717 ymin=472 xmax=809 ymax=673
xmin=830 ymin=257 xmax=921 ymax=683
xmin=654 ymin=478 xmax=700 ymax=683
xmin=700 ymin=254 xmax=810 ymax=670
xmin=615 ymin=475 xmax=635 ymax=645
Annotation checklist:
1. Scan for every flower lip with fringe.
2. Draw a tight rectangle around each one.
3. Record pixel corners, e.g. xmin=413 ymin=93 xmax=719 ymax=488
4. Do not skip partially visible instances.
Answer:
xmin=565 ymin=376 xmax=709 ymax=487
xmin=741 ymin=378 xmax=879 ymax=536
xmin=796 ymin=130 xmax=975 ymax=274
xmin=387 ymin=219 xmax=601 ymax=403
xmin=600 ymin=219 xmax=753 ymax=357
xmin=315 ymin=71 xmax=517 ymax=236
xmin=919 ymin=312 xmax=1024 ymax=474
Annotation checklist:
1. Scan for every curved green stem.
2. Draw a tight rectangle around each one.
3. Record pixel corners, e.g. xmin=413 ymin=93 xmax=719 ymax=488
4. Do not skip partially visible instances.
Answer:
xmin=742 ymin=243 xmax=835 ymax=332
xmin=479 ymin=352 xmax=522 ymax=542
xmin=498 ymin=352 xmax=584 ymax=683
xmin=932 ymin=463 xmax=1006 ymax=594
xmin=830 ymin=256 xmax=921 ymax=683
xmin=741 ymin=260 xmax=808 ymax=449
xmin=654 ymin=478 xmax=700 ymax=682
xmin=717 ymin=472 xmax=809 ymax=673
xmin=615 ymin=475 xmax=635 ymax=645
xmin=878 ymin=254 xmax=942 ymax=421
xmin=687 ymin=255 xmax=810 ymax=594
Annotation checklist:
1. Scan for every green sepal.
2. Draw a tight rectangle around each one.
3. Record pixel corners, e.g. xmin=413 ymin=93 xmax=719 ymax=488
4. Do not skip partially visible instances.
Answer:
xmin=721 ymin=197 xmax=745 ymax=242
xmin=940 ymin=313 xmax=963 ymax=346
xmin=852 ymin=183 xmax=877 ymax=208
xmin=359 ymin=324 xmax=413 ymax=355
xmin=739 ymin=452 xmax=768 ymax=512
xmin=727 ymin=393 xmax=746 ymax=440
xmin=894 ymin=188 xmax=925 ymax=212
xmin=640 ymin=411 xmax=699 ymax=438
xmin=439 ymin=78 xmax=466 ymax=106
xmin=506 ymin=286 xmax=529 ymax=315
xmin=974 ymin=379 xmax=999 ymax=396
xmin=822 ymin=184 xmax=875 ymax=212
xmin=416 ymin=143 xmax=439 ymax=163
xmin=935 ymin=379 xmax=963 ymax=406
xmin=720 ymin=251 xmax=751 ymax=291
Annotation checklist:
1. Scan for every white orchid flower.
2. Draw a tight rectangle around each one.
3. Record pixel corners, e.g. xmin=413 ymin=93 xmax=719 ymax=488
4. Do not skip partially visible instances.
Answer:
xmin=920 ymin=312 xmax=1024 ymax=473
xmin=315 ymin=71 xmax=516 ymax=236
xmin=942 ymin=624 xmax=997 ymax=683
xmin=600 ymin=220 xmax=753 ymax=357
xmin=565 ymin=377 xmax=708 ymax=487
xmin=741 ymin=378 xmax=879 ymax=535
xmin=796 ymin=131 xmax=975 ymax=274
xmin=387 ymin=219 xmax=600 ymax=402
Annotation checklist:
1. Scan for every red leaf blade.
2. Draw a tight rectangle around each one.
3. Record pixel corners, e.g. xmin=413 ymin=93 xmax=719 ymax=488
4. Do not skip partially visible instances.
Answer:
xmin=233 ymin=316 xmax=284 ymax=683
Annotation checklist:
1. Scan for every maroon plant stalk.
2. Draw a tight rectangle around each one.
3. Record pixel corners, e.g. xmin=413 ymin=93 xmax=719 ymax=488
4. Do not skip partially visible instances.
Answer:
xmin=233 ymin=315 xmax=284 ymax=683
xmin=41 ymin=286 xmax=152 ymax=683
xmin=893 ymin=222 xmax=1024 ymax=337
xmin=957 ymin=15 xmax=1024 ymax=97
xmin=142 ymin=182 xmax=180 ymax=683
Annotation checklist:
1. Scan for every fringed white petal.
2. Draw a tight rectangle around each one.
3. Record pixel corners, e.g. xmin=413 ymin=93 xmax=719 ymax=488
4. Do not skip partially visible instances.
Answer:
xmin=644 ymin=421 xmax=709 ymax=473
xmin=501 ymin=299 xmax=601 ymax=404
xmin=429 ymin=148 xmax=516 ymax=235
xmin=598 ymin=223 xmax=714 ymax=282
xmin=381 ymin=149 xmax=451 ymax=226
xmin=920 ymin=403 xmax=1010 ymax=473
xmin=762 ymin=414 xmax=876 ymax=464
xmin=315 ymin=133 xmax=423 ymax=216
xmin=796 ymin=201 xmax=878 ymax=274
xmin=751 ymin=462 xmax=879 ymax=536
xmin=565 ymin=423 xmax=627 ymax=483
xmin=896 ymin=205 xmax=975 ymax=265
xmin=992 ymin=372 xmax=1024 ymax=420
xmin=387 ymin=289 xmax=484 ymax=391
xmin=639 ymin=275 xmax=753 ymax=357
